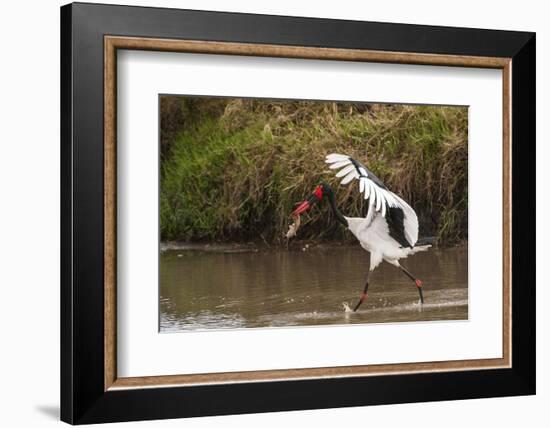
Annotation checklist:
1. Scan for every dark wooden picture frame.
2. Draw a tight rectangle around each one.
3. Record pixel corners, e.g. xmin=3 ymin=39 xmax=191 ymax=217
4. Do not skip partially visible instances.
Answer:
xmin=61 ymin=2 xmax=535 ymax=424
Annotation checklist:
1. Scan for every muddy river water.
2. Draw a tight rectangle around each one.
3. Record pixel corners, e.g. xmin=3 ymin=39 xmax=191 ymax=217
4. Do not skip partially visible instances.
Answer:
xmin=160 ymin=245 xmax=468 ymax=332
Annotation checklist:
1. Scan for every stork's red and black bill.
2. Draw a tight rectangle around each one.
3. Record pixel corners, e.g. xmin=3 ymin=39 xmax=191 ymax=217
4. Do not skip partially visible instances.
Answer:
xmin=292 ymin=186 xmax=324 ymax=216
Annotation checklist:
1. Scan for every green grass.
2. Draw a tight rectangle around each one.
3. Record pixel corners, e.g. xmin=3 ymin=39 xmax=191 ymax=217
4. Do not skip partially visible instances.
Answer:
xmin=160 ymin=98 xmax=468 ymax=245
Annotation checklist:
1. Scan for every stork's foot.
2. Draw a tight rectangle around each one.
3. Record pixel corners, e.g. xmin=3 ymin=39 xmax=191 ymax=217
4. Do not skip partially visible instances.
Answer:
xmin=398 ymin=264 xmax=425 ymax=305
xmin=415 ymin=279 xmax=424 ymax=304
xmin=353 ymin=292 xmax=368 ymax=312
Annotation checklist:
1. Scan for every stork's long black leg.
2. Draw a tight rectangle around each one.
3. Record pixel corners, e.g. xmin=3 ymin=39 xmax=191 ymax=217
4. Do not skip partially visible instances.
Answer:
xmin=399 ymin=264 xmax=424 ymax=304
xmin=353 ymin=269 xmax=370 ymax=312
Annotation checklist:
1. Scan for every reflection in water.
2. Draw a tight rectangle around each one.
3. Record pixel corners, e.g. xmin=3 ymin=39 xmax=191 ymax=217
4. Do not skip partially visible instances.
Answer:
xmin=160 ymin=245 xmax=468 ymax=332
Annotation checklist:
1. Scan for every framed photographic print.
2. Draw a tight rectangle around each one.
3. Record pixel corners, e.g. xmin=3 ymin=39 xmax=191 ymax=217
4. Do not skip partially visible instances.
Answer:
xmin=60 ymin=2 xmax=535 ymax=424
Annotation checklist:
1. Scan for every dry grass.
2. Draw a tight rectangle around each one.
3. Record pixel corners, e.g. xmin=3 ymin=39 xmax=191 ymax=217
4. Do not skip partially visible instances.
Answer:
xmin=160 ymin=97 xmax=468 ymax=245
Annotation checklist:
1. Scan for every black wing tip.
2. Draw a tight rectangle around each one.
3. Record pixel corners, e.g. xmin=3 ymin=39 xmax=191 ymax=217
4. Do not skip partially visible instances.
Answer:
xmin=349 ymin=157 xmax=388 ymax=190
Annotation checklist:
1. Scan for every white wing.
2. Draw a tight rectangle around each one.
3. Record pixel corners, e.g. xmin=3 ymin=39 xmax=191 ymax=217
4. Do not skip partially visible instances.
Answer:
xmin=325 ymin=153 xmax=418 ymax=246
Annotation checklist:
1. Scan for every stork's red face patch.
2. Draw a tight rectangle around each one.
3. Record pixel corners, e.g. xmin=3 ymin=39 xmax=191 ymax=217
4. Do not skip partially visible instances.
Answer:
xmin=314 ymin=185 xmax=324 ymax=200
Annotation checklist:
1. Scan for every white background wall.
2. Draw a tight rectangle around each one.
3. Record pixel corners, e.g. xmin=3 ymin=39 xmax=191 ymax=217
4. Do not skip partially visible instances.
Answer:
xmin=0 ymin=1 xmax=545 ymax=427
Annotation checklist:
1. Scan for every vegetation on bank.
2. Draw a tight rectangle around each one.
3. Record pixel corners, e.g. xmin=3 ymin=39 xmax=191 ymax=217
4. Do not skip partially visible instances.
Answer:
xmin=160 ymin=97 xmax=468 ymax=246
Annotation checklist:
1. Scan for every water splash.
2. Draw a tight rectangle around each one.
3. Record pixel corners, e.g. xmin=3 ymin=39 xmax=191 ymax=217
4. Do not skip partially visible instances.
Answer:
xmin=342 ymin=302 xmax=354 ymax=313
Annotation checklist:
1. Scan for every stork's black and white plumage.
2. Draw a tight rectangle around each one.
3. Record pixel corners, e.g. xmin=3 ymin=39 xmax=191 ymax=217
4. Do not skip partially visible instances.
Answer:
xmin=292 ymin=153 xmax=433 ymax=311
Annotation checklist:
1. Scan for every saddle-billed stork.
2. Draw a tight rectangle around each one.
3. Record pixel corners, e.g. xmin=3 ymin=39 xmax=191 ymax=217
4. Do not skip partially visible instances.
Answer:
xmin=292 ymin=153 xmax=433 ymax=312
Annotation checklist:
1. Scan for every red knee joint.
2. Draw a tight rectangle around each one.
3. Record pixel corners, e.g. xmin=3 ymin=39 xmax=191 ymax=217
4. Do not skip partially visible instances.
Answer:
xmin=360 ymin=292 xmax=368 ymax=302
xmin=415 ymin=279 xmax=423 ymax=288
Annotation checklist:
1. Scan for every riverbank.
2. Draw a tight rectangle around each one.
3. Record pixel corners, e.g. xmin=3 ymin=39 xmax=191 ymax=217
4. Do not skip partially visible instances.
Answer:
xmin=160 ymin=240 xmax=466 ymax=254
xmin=161 ymin=98 xmax=468 ymax=246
